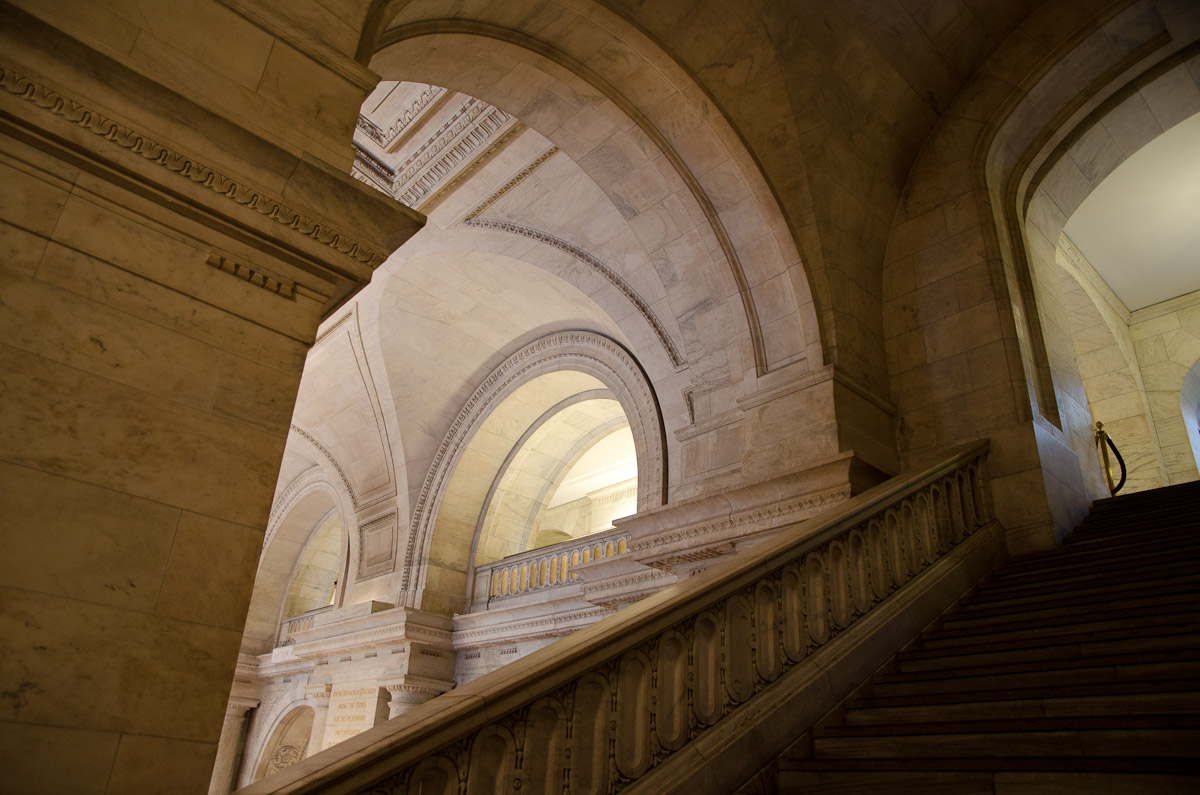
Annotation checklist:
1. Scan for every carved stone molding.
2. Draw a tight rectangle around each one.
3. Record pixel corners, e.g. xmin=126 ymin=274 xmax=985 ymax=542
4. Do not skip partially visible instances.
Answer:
xmin=462 ymin=218 xmax=686 ymax=369
xmin=355 ymin=85 xmax=446 ymax=148
xmin=0 ymin=64 xmax=388 ymax=269
xmin=463 ymin=146 xmax=560 ymax=221
xmin=286 ymin=427 xmax=359 ymax=509
xmin=206 ymin=253 xmax=295 ymax=298
xmin=263 ymin=467 xmax=354 ymax=558
xmin=357 ymin=509 xmax=398 ymax=581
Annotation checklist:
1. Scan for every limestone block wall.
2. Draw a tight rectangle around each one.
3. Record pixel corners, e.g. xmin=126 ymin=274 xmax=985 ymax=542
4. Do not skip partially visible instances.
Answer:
xmin=1131 ymin=290 xmax=1200 ymax=482
xmin=1055 ymin=238 xmax=1167 ymax=493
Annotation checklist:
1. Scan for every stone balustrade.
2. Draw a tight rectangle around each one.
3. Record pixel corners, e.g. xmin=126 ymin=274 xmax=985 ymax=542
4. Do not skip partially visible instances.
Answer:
xmin=470 ymin=527 xmax=633 ymax=608
xmin=277 ymin=606 xmax=335 ymax=645
xmin=238 ymin=441 xmax=992 ymax=795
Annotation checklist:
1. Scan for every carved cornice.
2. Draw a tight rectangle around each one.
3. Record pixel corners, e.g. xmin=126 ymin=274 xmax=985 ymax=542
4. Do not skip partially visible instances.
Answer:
xmin=627 ymin=486 xmax=851 ymax=554
xmin=397 ymin=105 xmax=514 ymax=207
xmin=206 ymin=253 xmax=295 ymax=298
xmin=452 ymin=607 xmax=610 ymax=646
xmin=462 ymin=218 xmax=685 ymax=369
xmin=287 ymin=425 xmax=358 ymax=509
xmin=414 ymin=123 xmax=524 ymax=211
xmin=356 ymin=85 xmax=446 ymax=148
xmin=0 ymin=64 xmax=387 ymax=269
xmin=463 ymin=146 xmax=560 ymax=221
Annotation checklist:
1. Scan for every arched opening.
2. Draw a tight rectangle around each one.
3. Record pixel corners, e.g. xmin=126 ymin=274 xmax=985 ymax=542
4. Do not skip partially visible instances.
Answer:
xmin=280 ymin=508 xmax=344 ymax=620
xmin=241 ymin=474 xmax=352 ymax=655
xmin=473 ymin=394 xmax=638 ymax=564
xmin=251 ymin=705 xmax=315 ymax=784
xmin=1020 ymin=99 xmax=1200 ymax=496
xmin=408 ymin=331 xmax=664 ymax=616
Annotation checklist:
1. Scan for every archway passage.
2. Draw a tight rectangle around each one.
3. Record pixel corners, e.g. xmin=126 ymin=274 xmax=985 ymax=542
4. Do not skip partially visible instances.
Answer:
xmin=251 ymin=706 xmax=314 ymax=784
xmin=280 ymin=509 xmax=344 ymax=620
xmin=474 ymin=394 xmax=637 ymax=565
xmin=408 ymin=331 xmax=665 ymax=616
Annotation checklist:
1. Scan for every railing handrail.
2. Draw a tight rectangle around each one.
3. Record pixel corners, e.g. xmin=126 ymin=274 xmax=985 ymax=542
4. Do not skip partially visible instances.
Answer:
xmin=239 ymin=440 xmax=990 ymax=795
xmin=477 ymin=522 xmax=632 ymax=571
xmin=1094 ymin=420 xmax=1127 ymax=496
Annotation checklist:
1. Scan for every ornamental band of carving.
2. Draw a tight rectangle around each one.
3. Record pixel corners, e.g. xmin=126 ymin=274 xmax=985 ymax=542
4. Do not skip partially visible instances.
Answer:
xmin=463 ymin=217 xmax=686 ymax=369
xmin=0 ymin=64 xmax=387 ymax=268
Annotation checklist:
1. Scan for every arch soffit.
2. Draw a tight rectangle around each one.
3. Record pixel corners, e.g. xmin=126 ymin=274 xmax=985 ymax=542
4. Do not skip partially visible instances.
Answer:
xmin=247 ymin=701 xmax=315 ymax=785
xmin=402 ymin=330 xmax=666 ymax=598
xmin=470 ymin=391 xmax=627 ymax=570
xmin=981 ymin=5 xmax=1200 ymax=426
xmin=881 ymin=1 xmax=1199 ymax=429
xmin=365 ymin=5 xmax=823 ymax=375
xmin=245 ymin=469 xmax=352 ymax=654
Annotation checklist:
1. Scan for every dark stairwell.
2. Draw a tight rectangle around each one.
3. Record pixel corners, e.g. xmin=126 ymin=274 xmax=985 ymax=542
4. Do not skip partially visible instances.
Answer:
xmin=775 ymin=480 xmax=1200 ymax=793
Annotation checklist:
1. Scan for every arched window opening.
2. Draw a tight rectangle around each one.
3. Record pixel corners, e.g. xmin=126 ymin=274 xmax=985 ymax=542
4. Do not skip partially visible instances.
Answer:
xmin=251 ymin=706 xmax=315 ymax=783
xmin=280 ymin=509 xmax=344 ymax=620
xmin=537 ymin=424 xmax=638 ymax=549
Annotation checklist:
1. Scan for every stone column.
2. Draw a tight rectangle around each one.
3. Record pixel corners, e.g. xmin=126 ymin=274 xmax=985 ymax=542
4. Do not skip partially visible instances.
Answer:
xmin=0 ymin=4 xmax=423 ymax=793
xmin=303 ymin=684 xmax=333 ymax=757
xmin=207 ymin=697 xmax=258 ymax=795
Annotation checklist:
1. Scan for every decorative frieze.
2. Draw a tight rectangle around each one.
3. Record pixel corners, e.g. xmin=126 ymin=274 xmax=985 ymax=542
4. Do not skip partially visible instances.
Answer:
xmin=206 ymin=253 xmax=295 ymax=298
xmin=462 ymin=217 xmax=686 ymax=369
xmin=355 ymin=84 xmax=446 ymax=148
xmin=0 ymin=64 xmax=387 ymax=269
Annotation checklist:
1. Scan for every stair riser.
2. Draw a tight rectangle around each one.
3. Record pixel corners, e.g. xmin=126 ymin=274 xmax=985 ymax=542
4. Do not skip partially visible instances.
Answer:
xmin=812 ymin=729 xmax=1200 ymax=759
xmin=845 ymin=693 xmax=1200 ymax=725
xmin=900 ymin=636 xmax=1200 ymax=673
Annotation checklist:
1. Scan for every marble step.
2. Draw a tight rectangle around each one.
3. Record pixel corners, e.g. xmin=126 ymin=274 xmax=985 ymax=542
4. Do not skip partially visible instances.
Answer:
xmin=818 ymin=714 xmax=1200 ymax=738
xmin=935 ymin=591 xmax=1197 ymax=635
xmin=1091 ymin=481 xmax=1200 ymax=512
xmin=898 ymin=630 xmax=1200 ymax=674
xmin=854 ymin=678 xmax=1200 ymax=711
xmin=970 ymin=556 xmax=1200 ymax=600
xmin=777 ymin=767 xmax=1200 ymax=794
xmin=912 ymin=616 xmax=1200 ymax=655
xmin=878 ymin=647 xmax=1200 ymax=682
xmin=843 ymin=691 xmax=1200 ymax=726
xmin=867 ymin=660 xmax=1200 ymax=699
xmin=1093 ymin=479 xmax=1200 ymax=501
xmin=1070 ymin=516 xmax=1200 ymax=541
xmin=810 ymin=727 xmax=1200 ymax=759
xmin=947 ymin=574 xmax=1200 ymax=621
xmin=985 ymin=537 xmax=1200 ymax=583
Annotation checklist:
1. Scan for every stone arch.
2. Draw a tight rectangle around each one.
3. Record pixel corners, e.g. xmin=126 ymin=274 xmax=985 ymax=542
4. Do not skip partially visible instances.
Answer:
xmin=1053 ymin=238 xmax=1167 ymax=494
xmin=360 ymin=0 xmax=822 ymax=375
xmin=401 ymin=330 xmax=665 ymax=614
xmin=248 ymin=703 xmax=315 ymax=784
xmin=464 ymin=391 xmax=635 ymax=604
xmin=881 ymin=0 xmax=1200 ymax=548
xmin=242 ymin=469 xmax=353 ymax=655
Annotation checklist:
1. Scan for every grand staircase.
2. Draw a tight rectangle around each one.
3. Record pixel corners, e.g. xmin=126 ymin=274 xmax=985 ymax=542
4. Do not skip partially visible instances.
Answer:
xmin=776 ymin=480 xmax=1200 ymax=793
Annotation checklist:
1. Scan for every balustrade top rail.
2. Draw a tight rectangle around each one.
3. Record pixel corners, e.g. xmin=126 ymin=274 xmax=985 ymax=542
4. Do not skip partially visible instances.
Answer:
xmin=239 ymin=441 xmax=991 ymax=795
xmin=470 ymin=525 xmax=633 ymax=607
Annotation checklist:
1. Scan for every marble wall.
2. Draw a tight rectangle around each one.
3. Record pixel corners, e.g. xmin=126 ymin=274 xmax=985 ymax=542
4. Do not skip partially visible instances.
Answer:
xmin=1131 ymin=290 xmax=1200 ymax=483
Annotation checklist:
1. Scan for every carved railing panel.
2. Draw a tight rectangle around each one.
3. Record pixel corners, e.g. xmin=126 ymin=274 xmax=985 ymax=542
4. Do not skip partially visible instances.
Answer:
xmin=471 ymin=528 xmax=632 ymax=607
xmin=244 ymin=444 xmax=991 ymax=795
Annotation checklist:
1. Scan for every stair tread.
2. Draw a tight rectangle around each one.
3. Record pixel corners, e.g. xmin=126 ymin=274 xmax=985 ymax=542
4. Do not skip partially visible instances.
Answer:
xmin=773 ymin=482 xmax=1200 ymax=791
xmin=780 ymin=756 xmax=1200 ymax=772
xmin=816 ymin=714 xmax=1200 ymax=737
